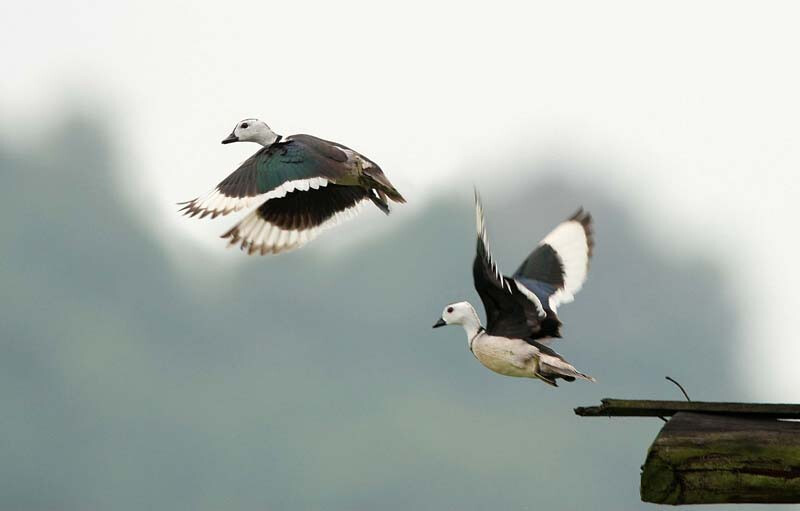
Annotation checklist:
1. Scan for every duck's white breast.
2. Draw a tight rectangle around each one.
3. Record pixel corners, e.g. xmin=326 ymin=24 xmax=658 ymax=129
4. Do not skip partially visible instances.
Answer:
xmin=471 ymin=334 xmax=539 ymax=378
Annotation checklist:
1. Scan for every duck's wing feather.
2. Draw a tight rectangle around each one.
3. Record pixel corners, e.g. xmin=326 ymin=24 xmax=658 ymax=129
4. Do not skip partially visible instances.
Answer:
xmin=220 ymin=183 xmax=370 ymax=255
xmin=179 ymin=136 xmax=354 ymax=219
xmin=473 ymin=192 xmax=546 ymax=339
xmin=513 ymin=209 xmax=593 ymax=315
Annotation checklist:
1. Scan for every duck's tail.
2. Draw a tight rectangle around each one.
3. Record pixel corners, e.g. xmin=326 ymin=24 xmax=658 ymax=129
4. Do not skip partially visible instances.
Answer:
xmin=361 ymin=166 xmax=406 ymax=205
xmin=538 ymin=354 xmax=596 ymax=384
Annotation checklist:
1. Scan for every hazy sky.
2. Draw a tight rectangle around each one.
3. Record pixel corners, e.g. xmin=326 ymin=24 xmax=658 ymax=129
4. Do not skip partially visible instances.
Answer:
xmin=3 ymin=1 xmax=799 ymax=396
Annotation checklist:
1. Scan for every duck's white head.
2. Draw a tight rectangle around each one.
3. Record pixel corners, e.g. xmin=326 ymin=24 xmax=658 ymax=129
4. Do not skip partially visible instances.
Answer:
xmin=222 ymin=118 xmax=281 ymax=146
xmin=432 ymin=301 xmax=481 ymax=330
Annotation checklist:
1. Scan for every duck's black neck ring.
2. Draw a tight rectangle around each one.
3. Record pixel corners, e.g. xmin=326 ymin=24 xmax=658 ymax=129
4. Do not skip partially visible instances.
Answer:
xmin=469 ymin=327 xmax=486 ymax=354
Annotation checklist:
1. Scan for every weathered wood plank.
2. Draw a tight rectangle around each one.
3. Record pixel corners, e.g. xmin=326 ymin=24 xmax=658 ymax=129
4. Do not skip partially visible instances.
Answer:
xmin=641 ymin=412 xmax=800 ymax=504
xmin=574 ymin=399 xmax=800 ymax=419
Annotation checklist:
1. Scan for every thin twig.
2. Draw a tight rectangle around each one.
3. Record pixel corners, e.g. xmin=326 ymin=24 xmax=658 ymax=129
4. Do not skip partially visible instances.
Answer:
xmin=665 ymin=376 xmax=691 ymax=402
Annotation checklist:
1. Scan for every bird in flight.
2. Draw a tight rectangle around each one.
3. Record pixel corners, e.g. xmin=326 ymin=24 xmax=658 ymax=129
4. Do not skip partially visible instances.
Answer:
xmin=433 ymin=191 xmax=595 ymax=386
xmin=179 ymin=119 xmax=405 ymax=255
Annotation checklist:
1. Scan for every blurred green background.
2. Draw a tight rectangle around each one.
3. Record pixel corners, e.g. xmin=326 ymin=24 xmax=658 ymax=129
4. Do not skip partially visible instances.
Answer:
xmin=3 ymin=1 xmax=799 ymax=509
xmin=1 ymin=113 xmax=774 ymax=510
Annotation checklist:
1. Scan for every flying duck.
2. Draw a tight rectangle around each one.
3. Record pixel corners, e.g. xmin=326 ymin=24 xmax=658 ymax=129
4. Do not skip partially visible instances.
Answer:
xmin=432 ymin=191 xmax=595 ymax=386
xmin=179 ymin=119 xmax=406 ymax=255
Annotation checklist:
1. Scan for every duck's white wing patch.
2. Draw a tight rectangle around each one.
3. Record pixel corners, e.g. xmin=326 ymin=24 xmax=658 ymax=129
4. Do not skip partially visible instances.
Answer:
xmin=179 ymin=189 xmax=262 ymax=219
xmin=540 ymin=218 xmax=591 ymax=310
xmin=179 ymin=178 xmax=330 ymax=219
xmin=221 ymin=200 xmax=365 ymax=255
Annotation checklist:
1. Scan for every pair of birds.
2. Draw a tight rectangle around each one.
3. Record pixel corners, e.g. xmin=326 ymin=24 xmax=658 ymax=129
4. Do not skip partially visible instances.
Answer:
xmin=181 ymin=119 xmax=595 ymax=386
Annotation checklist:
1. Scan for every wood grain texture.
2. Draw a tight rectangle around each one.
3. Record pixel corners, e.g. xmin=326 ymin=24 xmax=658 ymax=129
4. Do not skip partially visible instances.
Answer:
xmin=640 ymin=412 xmax=800 ymax=504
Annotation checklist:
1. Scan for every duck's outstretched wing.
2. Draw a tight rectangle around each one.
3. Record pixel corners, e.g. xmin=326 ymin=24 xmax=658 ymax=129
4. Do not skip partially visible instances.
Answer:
xmin=178 ymin=136 xmax=355 ymax=219
xmin=512 ymin=209 xmax=593 ymax=337
xmin=220 ymin=183 xmax=369 ymax=255
xmin=472 ymin=191 xmax=546 ymax=339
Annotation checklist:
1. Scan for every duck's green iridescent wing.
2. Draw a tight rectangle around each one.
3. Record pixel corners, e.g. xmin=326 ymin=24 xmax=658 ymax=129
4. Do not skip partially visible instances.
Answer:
xmin=179 ymin=136 xmax=352 ymax=219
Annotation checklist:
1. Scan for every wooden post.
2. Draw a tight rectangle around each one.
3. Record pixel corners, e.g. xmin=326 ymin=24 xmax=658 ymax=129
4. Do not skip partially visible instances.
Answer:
xmin=575 ymin=399 xmax=800 ymax=505
xmin=641 ymin=412 xmax=800 ymax=504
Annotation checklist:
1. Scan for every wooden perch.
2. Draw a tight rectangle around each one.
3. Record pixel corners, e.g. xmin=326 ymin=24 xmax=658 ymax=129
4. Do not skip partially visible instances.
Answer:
xmin=641 ymin=412 xmax=800 ymax=504
xmin=574 ymin=398 xmax=800 ymax=419
xmin=576 ymin=399 xmax=800 ymax=504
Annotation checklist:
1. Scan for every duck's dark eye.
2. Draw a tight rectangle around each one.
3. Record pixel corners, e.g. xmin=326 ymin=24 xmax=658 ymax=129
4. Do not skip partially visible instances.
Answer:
xmin=447 ymin=307 xmax=454 ymax=313
xmin=241 ymin=122 xmax=249 ymax=129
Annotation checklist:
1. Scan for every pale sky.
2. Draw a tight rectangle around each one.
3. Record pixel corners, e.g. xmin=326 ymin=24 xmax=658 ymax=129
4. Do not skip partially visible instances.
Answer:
xmin=3 ymin=1 xmax=799 ymax=397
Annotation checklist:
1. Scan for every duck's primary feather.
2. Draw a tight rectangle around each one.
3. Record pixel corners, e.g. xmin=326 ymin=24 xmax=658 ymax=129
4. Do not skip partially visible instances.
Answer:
xmin=473 ymin=192 xmax=546 ymax=340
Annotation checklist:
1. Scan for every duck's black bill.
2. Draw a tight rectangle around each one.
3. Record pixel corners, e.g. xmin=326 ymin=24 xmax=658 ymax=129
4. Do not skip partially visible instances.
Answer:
xmin=221 ymin=133 xmax=238 ymax=144
xmin=432 ymin=318 xmax=446 ymax=328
